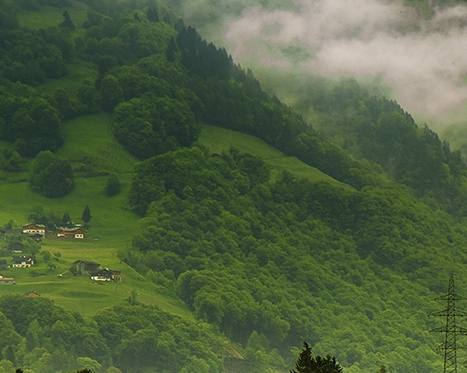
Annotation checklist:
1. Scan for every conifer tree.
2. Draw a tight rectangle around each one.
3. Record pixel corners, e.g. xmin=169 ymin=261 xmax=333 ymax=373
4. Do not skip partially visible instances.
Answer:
xmin=60 ymin=10 xmax=75 ymax=31
xmin=290 ymin=342 xmax=342 ymax=373
xmin=81 ymin=205 xmax=91 ymax=226
xmin=291 ymin=341 xmax=313 ymax=373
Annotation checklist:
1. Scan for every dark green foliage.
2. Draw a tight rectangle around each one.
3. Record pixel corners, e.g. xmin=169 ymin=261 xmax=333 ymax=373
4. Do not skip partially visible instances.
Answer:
xmin=18 ymin=0 xmax=40 ymax=10
xmin=1 ymin=26 xmax=69 ymax=84
xmin=77 ymin=80 xmax=100 ymax=113
xmin=60 ymin=10 xmax=75 ymax=31
xmin=125 ymin=146 xmax=466 ymax=371
xmin=112 ymin=92 xmax=200 ymax=160
xmin=3 ymin=344 xmax=16 ymax=365
xmin=295 ymin=77 xmax=467 ymax=216
xmin=105 ymin=173 xmax=121 ymax=196
xmin=29 ymin=151 xmax=74 ymax=198
xmin=146 ymin=6 xmax=159 ymax=22
xmin=290 ymin=342 xmax=313 ymax=373
xmin=83 ymin=10 xmax=103 ymax=29
xmin=0 ymin=295 xmax=108 ymax=365
xmin=100 ymin=74 xmax=123 ymax=112
xmin=0 ymin=90 xmax=64 ymax=157
xmin=0 ymin=1 xmax=19 ymax=31
xmin=310 ymin=355 xmax=343 ymax=373
xmin=166 ymin=37 xmax=177 ymax=62
xmin=0 ymin=148 xmax=23 ymax=171
xmin=82 ymin=205 xmax=91 ymax=224
xmin=0 ymin=295 xmax=228 ymax=373
xmin=54 ymin=88 xmax=76 ymax=119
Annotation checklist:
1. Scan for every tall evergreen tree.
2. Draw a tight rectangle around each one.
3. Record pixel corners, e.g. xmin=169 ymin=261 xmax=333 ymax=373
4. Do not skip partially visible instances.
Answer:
xmin=291 ymin=342 xmax=313 ymax=373
xmin=60 ymin=10 xmax=75 ymax=31
xmin=3 ymin=344 xmax=16 ymax=365
xmin=166 ymin=38 xmax=177 ymax=63
xmin=81 ymin=205 xmax=91 ymax=225
xmin=290 ymin=342 xmax=342 ymax=373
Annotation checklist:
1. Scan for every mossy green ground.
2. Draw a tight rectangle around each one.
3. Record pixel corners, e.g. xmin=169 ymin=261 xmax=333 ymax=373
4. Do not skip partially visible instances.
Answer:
xmin=0 ymin=112 xmax=349 ymax=318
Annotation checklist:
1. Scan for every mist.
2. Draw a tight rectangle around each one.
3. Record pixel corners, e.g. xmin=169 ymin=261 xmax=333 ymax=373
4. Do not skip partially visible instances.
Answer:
xmin=171 ymin=0 xmax=467 ymax=144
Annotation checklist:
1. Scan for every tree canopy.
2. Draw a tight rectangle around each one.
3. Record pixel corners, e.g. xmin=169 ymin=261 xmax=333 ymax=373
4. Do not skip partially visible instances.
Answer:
xmin=29 ymin=151 xmax=74 ymax=198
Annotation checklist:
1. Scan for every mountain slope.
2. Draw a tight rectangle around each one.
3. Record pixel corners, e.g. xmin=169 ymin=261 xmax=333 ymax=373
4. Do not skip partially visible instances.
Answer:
xmin=1 ymin=1 xmax=467 ymax=373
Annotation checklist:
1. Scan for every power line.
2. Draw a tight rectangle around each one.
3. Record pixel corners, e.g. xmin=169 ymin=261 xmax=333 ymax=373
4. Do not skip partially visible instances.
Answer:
xmin=430 ymin=274 xmax=467 ymax=373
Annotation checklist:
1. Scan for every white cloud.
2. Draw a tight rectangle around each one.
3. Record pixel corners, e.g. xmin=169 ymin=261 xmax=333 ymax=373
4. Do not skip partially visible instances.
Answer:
xmin=223 ymin=0 xmax=467 ymax=119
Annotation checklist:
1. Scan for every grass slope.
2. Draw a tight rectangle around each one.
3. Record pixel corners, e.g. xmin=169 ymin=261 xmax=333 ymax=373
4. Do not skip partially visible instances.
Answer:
xmin=0 ymin=113 xmax=172 ymax=316
xmin=0 ymin=240 xmax=192 ymax=318
xmin=17 ymin=4 xmax=89 ymax=35
xmin=57 ymin=113 xmax=139 ymax=173
xmin=198 ymin=124 xmax=353 ymax=189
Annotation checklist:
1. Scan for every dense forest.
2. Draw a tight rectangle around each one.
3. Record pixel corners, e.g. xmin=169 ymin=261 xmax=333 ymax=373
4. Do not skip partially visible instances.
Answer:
xmin=1 ymin=0 xmax=467 ymax=372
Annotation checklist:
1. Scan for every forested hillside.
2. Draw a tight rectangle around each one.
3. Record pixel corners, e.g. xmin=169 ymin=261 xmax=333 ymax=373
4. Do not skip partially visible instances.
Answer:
xmin=1 ymin=0 xmax=467 ymax=373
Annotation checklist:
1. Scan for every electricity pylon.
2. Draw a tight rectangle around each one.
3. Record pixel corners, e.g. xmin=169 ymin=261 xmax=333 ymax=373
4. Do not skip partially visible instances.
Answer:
xmin=430 ymin=274 xmax=467 ymax=373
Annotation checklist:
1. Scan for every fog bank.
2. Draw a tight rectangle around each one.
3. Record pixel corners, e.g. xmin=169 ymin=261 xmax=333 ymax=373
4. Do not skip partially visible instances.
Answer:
xmin=172 ymin=0 xmax=467 ymax=134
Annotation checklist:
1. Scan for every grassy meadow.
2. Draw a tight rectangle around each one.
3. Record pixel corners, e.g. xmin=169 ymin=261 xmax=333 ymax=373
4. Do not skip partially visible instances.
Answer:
xmin=198 ymin=124 xmax=353 ymax=188
xmin=17 ymin=4 xmax=89 ymax=34
xmin=0 ymin=239 xmax=192 ymax=318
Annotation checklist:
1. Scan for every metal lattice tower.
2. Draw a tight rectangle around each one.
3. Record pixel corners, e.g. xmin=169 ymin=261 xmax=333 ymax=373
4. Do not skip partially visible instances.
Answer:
xmin=431 ymin=275 xmax=467 ymax=373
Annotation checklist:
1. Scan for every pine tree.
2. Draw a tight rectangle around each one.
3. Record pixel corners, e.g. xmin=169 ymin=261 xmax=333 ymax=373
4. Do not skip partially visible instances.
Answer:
xmin=291 ymin=342 xmax=313 ymax=373
xmin=60 ymin=10 xmax=75 ymax=31
xmin=62 ymin=212 xmax=72 ymax=226
xmin=81 ymin=205 xmax=91 ymax=225
xmin=166 ymin=38 xmax=177 ymax=63
xmin=290 ymin=342 xmax=342 ymax=373
xmin=3 ymin=344 xmax=16 ymax=365
xmin=26 ymin=330 xmax=37 ymax=352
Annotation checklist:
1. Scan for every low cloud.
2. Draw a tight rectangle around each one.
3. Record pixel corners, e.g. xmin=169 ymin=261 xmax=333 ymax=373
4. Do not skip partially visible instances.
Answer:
xmin=222 ymin=0 xmax=467 ymax=122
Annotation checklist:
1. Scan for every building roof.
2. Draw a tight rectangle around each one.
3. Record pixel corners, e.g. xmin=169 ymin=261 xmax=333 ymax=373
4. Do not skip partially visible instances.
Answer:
xmin=60 ymin=227 xmax=85 ymax=233
xmin=22 ymin=223 xmax=46 ymax=228
xmin=73 ymin=260 xmax=100 ymax=265
xmin=91 ymin=268 xmax=114 ymax=276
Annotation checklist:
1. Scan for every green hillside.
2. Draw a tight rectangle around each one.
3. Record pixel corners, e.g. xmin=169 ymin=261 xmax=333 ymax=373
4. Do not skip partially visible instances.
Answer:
xmin=2 ymin=1 xmax=467 ymax=373
xmin=198 ymin=124 xmax=352 ymax=188
xmin=0 ymin=114 xmax=348 ymax=316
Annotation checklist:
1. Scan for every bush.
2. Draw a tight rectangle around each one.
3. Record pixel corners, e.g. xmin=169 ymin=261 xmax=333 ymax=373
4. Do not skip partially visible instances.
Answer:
xmin=105 ymin=173 xmax=121 ymax=196
xmin=29 ymin=150 xmax=74 ymax=198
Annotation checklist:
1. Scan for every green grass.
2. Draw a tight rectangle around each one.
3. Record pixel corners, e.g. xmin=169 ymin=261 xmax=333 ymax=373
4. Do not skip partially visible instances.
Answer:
xmin=41 ymin=59 xmax=99 ymax=96
xmin=198 ymin=124 xmax=353 ymax=189
xmin=57 ymin=113 xmax=139 ymax=174
xmin=0 ymin=241 xmax=192 ymax=318
xmin=17 ymin=5 xmax=89 ymax=35
xmin=0 ymin=108 xmax=192 ymax=317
